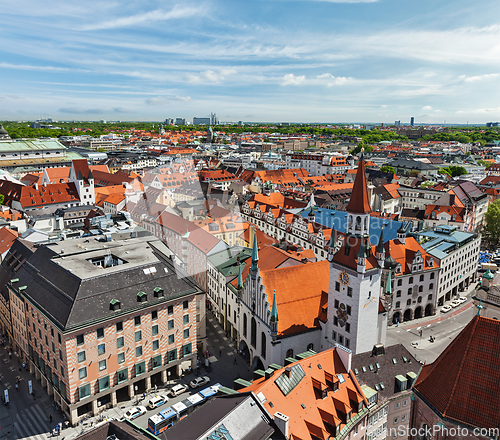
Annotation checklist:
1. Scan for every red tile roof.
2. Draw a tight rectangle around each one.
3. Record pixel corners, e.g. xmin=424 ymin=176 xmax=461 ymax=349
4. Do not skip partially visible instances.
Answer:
xmin=345 ymin=160 xmax=371 ymax=214
xmin=413 ymin=315 xmax=500 ymax=430
xmin=0 ymin=227 xmax=19 ymax=255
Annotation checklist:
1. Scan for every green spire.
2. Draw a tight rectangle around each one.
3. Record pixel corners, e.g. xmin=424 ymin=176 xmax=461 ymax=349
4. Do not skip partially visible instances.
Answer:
xmin=385 ymin=269 xmax=392 ymax=295
xmin=377 ymin=228 xmax=385 ymax=254
xmin=251 ymin=234 xmax=259 ymax=271
xmin=237 ymin=262 xmax=243 ymax=290
xmin=271 ymin=291 xmax=278 ymax=323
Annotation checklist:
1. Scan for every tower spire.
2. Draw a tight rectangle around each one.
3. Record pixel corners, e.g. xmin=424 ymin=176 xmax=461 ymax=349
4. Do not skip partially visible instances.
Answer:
xmin=270 ymin=290 xmax=278 ymax=340
xmin=346 ymin=156 xmax=371 ymax=215
xmin=251 ymin=233 xmax=259 ymax=273
xmin=237 ymin=261 xmax=243 ymax=291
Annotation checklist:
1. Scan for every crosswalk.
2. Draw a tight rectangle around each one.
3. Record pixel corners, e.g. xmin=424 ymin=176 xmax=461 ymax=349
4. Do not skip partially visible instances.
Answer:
xmin=13 ymin=403 xmax=52 ymax=440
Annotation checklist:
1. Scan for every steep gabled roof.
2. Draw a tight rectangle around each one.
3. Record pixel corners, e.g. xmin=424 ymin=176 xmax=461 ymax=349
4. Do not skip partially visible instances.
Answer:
xmin=413 ymin=315 xmax=500 ymax=430
xmin=346 ymin=160 xmax=371 ymax=214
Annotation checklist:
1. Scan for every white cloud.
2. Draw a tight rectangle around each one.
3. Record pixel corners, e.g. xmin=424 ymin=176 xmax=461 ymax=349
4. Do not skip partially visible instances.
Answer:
xmin=317 ymin=73 xmax=352 ymax=86
xmin=463 ymin=73 xmax=499 ymax=82
xmin=145 ymin=96 xmax=192 ymax=105
xmin=422 ymin=105 xmax=433 ymax=110
xmin=81 ymin=6 xmax=202 ymax=31
xmin=185 ymin=69 xmax=236 ymax=84
xmin=282 ymin=73 xmax=306 ymax=86
xmin=0 ymin=62 xmax=87 ymax=73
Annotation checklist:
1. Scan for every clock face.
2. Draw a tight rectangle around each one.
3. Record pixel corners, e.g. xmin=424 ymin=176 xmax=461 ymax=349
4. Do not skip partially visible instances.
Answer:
xmin=339 ymin=270 xmax=350 ymax=285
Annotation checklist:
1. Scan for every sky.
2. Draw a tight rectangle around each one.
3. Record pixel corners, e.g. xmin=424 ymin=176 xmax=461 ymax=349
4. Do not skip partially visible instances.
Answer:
xmin=2 ymin=0 xmax=500 ymax=124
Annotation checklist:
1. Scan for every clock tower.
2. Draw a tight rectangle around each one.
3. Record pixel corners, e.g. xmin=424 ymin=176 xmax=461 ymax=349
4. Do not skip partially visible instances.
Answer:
xmin=325 ymin=155 xmax=387 ymax=354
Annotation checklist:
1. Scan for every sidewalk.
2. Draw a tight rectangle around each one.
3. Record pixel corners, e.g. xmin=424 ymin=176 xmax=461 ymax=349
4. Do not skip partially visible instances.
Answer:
xmin=401 ymin=301 xmax=473 ymax=331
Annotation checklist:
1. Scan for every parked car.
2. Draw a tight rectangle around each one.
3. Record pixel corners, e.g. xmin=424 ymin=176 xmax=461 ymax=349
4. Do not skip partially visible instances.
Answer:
xmin=169 ymin=384 xmax=188 ymax=397
xmin=189 ymin=376 xmax=210 ymax=389
xmin=450 ymin=300 xmax=461 ymax=308
xmin=124 ymin=406 xmax=147 ymax=420
xmin=457 ymin=296 xmax=467 ymax=304
xmin=147 ymin=395 xmax=169 ymax=410
xmin=441 ymin=305 xmax=452 ymax=313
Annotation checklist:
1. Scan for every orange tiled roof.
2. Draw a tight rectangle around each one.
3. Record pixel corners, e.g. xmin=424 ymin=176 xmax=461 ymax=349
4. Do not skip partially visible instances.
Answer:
xmin=414 ymin=315 xmax=500 ymax=430
xmin=240 ymin=348 xmax=367 ymax=440
xmin=345 ymin=161 xmax=371 ymax=214
xmin=0 ymin=227 xmax=19 ymax=255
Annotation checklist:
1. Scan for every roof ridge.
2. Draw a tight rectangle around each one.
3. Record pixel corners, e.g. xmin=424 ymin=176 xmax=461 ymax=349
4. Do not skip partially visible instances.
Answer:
xmin=441 ymin=315 xmax=479 ymax=417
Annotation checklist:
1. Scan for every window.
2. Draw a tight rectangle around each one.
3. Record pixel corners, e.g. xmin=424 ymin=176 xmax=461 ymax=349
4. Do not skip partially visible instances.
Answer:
xmin=430 ymin=272 xmax=435 ymax=279
xmin=58 ymin=333 xmax=61 ymax=344
xmin=403 ymin=399 xmax=407 ymax=406
xmin=168 ymin=349 xmax=177 ymax=362
xmin=429 ymin=283 xmax=434 ymax=290
xmin=79 ymin=367 xmax=87 ymax=379
xmin=334 ymin=316 xmax=338 ymax=326
xmin=59 ymin=349 xmax=63 ymax=361
xmin=151 ymin=310 xmax=158 ymax=321
xmin=152 ymin=340 xmax=159 ymax=351
xmin=345 ymin=338 xmax=350 ymax=348
xmin=339 ymin=335 xmax=344 ymax=345
xmin=134 ymin=316 xmax=141 ymax=326
xmin=76 ymin=334 xmax=84 ymax=346
xmin=117 ymin=337 xmax=124 ymax=348
xmin=98 ymin=344 xmax=105 ymax=356
xmin=332 ymin=331 xmax=337 ymax=341
xmin=396 ymin=301 xmax=400 ymax=308
xmin=52 ymin=342 xmax=55 ymax=353
xmin=183 ymin=343 xmax=192 ymax=356
xmin=418 ymin=296 xmax=422 ymax=303
xmin=96 ymin=327 xmax=104 ymax=339
xmin=394 ymin=417 xmax=399 ymax=424
xmin=168 ymin=305 xmax=174 ymax=315
xmin=335 ymin=282 xmax=340 ymax=291
xmin=183 ymin=300 xmax=189 ymax=310
xmin=77 ymin=351 xmax=86 ymax=362
xmin=397 ymin=279 xmax=402 ymax=286
xmin=408 ymin=288 xmax=412 ymax=295
xmin=152 ymin=325 xmax=159 ymax=336
xmin=409 ymin=277 xmax=413 ymax=283
xmin=99 ymin=360 xmax=106 ymax=371
xmin=135 ymin=331 xmax=142 ymax=342
xmin=117 ymin=352 xmax=125 ymax=364
xmin=136 ymin=346 xmax=143 ymax=357
xmin=116 ymin=321 xmax=123 ymax=332
xmin=401 ymin=414 xmax=407 ymax=422
xmin=419 ymin=275 xmax=424 ymax=282
xmin=168 ymin=320 xmax=174 ymax=330
xmin=168 ymin=334 xmax=174 ymax=344
xmin=183 ymin=329 xmax=190 ymax=339
xmin=347 ymin=287 xmax=353 ymax=297
xmin=346 ymin=323 xmax=350 ymax=333
xmin=395 ymin=402 xmax=400 ymax=409
xmin=45 ymin=335 xmax=49 ymax=345
xmin=183 ymin=315 xmax=189 ymax=325
xmin=407 ymin=299 xmax=411 ymax=306
xmin=347 ymin=305 xmax=351 ymax=315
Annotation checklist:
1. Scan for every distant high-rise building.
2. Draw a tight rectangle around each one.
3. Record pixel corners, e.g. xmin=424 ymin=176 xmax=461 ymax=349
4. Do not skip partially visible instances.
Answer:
xmin=193 ymin=117 xmax=211 ymax=125
xmin=165 ymin=118 xmax=174 ymax=125
xmin=210 ymin=113 xmax=218 ymax=126
xmin=395 ymin=120 xmax=401 ymax=127
xmin=486 ymin=122 xmax=499 ymax=127
xmin=410 ymin=117 xmax=415 ymax=127
xmin=175 ymin=118 xmax=186 ymax=126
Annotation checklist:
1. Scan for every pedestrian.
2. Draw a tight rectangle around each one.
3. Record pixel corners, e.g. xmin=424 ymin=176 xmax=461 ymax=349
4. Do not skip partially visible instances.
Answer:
xmin=219 ymin=350 xmax=222 ymax=357
xmin=234 ymin=357 xmax=237 ymax=365
xmin=8 ymin=351 xmax=11 ymax=359
xmin=59 ymin=422 xmax=62 ymax=431
xmin=49 ymin=415 xmax=53 ymax=423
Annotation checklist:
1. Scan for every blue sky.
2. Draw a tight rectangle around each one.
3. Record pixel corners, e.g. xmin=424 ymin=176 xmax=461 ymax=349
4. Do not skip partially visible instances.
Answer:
xmin=2 ymin=0 xmax=500 ymax=123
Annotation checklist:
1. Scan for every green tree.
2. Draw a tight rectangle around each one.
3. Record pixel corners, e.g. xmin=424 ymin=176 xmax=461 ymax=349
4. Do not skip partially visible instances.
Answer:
xmin=379 ymin=166 xmax=396 ymax=174
xmin=438 ymin=166 xmax=467 ymax=177
xmin=0 ymin=194 xmax=4 ymax=205
xmin=483 ymin=199 xmax=500 ymax=245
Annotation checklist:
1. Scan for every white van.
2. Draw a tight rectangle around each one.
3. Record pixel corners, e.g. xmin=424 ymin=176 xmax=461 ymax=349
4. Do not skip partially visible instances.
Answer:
xmin=169 ymin=384 xmax=188 ymax=397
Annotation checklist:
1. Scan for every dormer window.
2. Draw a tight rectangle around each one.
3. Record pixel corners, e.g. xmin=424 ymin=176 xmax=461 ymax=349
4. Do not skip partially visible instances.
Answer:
xmin=110 ymin=299 xmax=121 ymax=311
xmin=137 ymin=291 xmax=147 ymax=303
xmin=153 ymin=287 xmax=164 ymax=298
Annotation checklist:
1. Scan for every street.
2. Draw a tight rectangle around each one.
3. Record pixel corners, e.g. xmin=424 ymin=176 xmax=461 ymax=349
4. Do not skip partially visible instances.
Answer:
xmin=386 ymin=297 xmax=476 ymax=365
xmin=0 ymin=311 xmax=253 ymax=440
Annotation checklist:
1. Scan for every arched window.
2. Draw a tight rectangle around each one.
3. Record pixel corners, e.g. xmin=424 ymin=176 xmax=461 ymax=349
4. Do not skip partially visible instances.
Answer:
xmin=429 ymin=283 xmax=434 ymax=290
xmin=286 ymin=349 xmax=294 ymax=359
xmin=419 ymin=274 xmax=424 ymax=282
xmin=396 ymin=301 xmax=400 ymax=308
xmin=243 ymin=314 xmax=247 ymax=338
xmin=307 ymin=343 xmax=314 ymax=352
xmin=417 ymin=296 xmax=422 ymax=303
xmin=251 ymin=317 xmax=257 ymax=348
xmin=418 ymin=285 xmax=423 ymax=292
xmin=261 ymin=332 xmax=266 ymax=359
xmin=408 ymin=288 xmax=412 ymax=295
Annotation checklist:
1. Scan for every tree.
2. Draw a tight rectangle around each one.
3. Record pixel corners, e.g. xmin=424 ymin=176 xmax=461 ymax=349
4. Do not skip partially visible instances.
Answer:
xmin=0 ymin=194 xmax=4 ymax=205
xmin=379 ymin=166 xmax=396 ymax=175
xmin=438 ymin=166 xmax=467 ymax=177
xmin=483 ymin=199 xmax=500 ymax=245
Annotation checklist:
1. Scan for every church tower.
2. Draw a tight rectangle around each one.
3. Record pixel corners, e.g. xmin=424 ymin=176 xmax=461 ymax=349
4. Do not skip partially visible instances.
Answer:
xmin=325 ymin=155 xmax=386 ymax=354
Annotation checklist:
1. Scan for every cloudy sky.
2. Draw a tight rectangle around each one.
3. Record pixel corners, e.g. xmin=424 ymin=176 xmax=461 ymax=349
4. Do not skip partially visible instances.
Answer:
xmin=2 ymin=0 xmax=500 ymax=123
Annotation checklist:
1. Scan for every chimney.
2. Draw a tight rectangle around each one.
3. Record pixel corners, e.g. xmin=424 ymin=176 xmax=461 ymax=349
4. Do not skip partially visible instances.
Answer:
xmin=274 ymin=412 xmax=289 ymax=439
xmin=372 ymin=344 xmax=385 ymax=356
xmin=335 ymin=343 xmax=352 ymax=372
xmin=284 ymin=366 xmax=292 ymax=378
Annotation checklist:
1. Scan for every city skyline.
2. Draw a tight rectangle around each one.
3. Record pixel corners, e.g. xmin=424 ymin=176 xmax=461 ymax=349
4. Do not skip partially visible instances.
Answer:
xmin=2 ymin=0 xmax=500 ymax=123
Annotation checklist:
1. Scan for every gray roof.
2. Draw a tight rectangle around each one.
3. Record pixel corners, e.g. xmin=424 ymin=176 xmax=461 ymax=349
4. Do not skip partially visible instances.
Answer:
xmin=165 ymin=393 xmax=284 ymax=440
xmin=351 ymin=344 xmax=419 ymax=400
xmin=388 ymin=158 xmax=437 ymax=171
xmin=11 ymin=235 xmax=200 ymax=331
